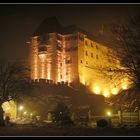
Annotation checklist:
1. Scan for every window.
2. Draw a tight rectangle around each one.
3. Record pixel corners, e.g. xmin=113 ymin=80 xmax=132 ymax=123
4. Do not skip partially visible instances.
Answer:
xmin=85 ymin=51 xmax=88 ymax=56
xmin=96 ymin=55 xmax=99 ymax=59
xmin=96 ymin=45 xmax=98 ymax=50
xmin=108 ymin=58 xmax=112 ymax=63
xmin=79 ymin=35 xmax=84 ymax=41
xmin=57 ymin=35 xmax=62 ymax=41
xmin=109 ymin=68 xmax=112 ymax=71
xmin=60 ymin=75 xmax=62 ymax=79
xmin=72 ymin=36 xmax=77 ymax=40
xmin=65 ymin=37 xmax=71 ymax=41
xmin=57 ymin=45 xmax=62 ymax=52
xmin=60 ymin=63 xmax=62 ymax=66
xmin=108 ymin=50 xmax=111 ymax=54
xmin=110 ymin=75 xmax=112 ymax=80
xmin=37 ymin=36 xmax=41 ymax=42
xmin=85 ymin=41 xmax=88 ymax=46
xmin=66 ymin=57 xmax=72 ymax=64
xmin=80 ymin=60 xmax=83 ymax=63
xmin=91 ymin=53 xmax=93 ymax=58
xmin=38 ymin=46 xmax=47 ymax=52
xmin=91 ymin=43 xmax=93 ymax=48
xmin=71 ymin=46 xmax=78 ymax=51
xmin=66 ymin=58 xmax=72 ymax=64
xmin=86 ymin=61 xmax=88 ymax=64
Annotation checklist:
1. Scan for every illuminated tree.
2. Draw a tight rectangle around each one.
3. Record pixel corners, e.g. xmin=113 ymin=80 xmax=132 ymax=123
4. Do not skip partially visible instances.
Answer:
xmin=103 ymin=15 xmax=140 ymax=110
xmin=110 ymin=15 xmax=140 ymax=90
xmin=0 ymin=60 xmax=30 ymax=125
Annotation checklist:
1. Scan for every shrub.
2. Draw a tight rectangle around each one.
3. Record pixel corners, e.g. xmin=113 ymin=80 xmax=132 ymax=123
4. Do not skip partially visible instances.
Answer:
xmin=96 ymin=119 xmax=108 ymax=127
xmin=53 ymin=102 xmax=74 ymax=126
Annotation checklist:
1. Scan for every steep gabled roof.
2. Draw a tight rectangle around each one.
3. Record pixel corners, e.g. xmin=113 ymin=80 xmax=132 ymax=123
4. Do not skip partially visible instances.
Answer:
xmin=33 ymin=16 xmax=64 ymax=36
xmin=33 ymin=16 xmax=96 ymax=38
xmin=32 ymin=16 xmax=113 ymax=48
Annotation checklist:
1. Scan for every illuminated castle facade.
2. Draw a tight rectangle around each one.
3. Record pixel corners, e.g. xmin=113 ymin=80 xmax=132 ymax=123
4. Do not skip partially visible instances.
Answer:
xmin=28 ymin=17 xmax=130 ymax=97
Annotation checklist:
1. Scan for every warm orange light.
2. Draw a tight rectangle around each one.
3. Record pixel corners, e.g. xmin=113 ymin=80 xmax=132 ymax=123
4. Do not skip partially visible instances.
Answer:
xmin=68 ymin=66 xmax=71 ymax=83
xmin=6 ymin=107 xmax=10 ymax=111
xmin=18 ymin=105 xmax=24 ymax=111
xmin=2 ymin=100 xmax=17 ymax=120
xmin=106 ymin=111 xmax=112 ymax=117
xmin=47 ymin=63 xmax=51 ymax=80
xmin=93 ymin=86 xmax=101 ymax=94
xmin=103 ymin=89 xmax=110 ymax=98
xmin=111 ymin=88 xmax=118 ymax=95
xmin=58 ymin=75 xmax=60 ymax=83
xmin=38 ymin=53 xmax=46 ymax=59
xmin=57 ymin=62 xmax=61 ymax=82
xmin=23 ymin=111 xmax=27 ymax=115
xmin=121 ymin=78 xmax=129 ymax=90
xmin=81 ymin=78 xmax=85 ymax=85
xmin=34 ymin=56 xmax=38 ymax=79
xmin=63 ymin=60 xmax=66 ymax=82
xmin=122 ymin=83 xmax=128 ymax=90
xmin=39 ymin=53 xmax=46 ymax=79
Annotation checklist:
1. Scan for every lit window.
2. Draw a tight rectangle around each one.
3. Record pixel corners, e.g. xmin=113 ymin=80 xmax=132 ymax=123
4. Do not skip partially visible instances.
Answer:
xmin=108 ymin=58 xmax=111 ymax=63
xmin=91 ymin=53 xmax=93 ymax=58
xmin=66 ymin=57 xmax=72 ymax=64
xmin=96 ymin=55 xmax=99 ymax=59
xmin=85 ymin=41 xmax=88 ymax=46
xmin=65 ymin=37 xmax=70 ymax=41
xmin=85 ymin=51 xmax=88 ymax=56
xmin=57 ymin=35 xmax=62 ymax=41
xmin=57 ymin=45 xmax=62 ymax=52
xmin=96 ymin=45 xmax=98 ymax=49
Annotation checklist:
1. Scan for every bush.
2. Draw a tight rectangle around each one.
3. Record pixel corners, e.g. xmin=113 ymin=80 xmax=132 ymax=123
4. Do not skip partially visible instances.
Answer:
xmin=59 ymin=118 xmax=74 ymax=126
xmin=96 ymin=119 xmax=108 ymax=127
xmin=0 ymin=106 xmax=5 ymax=127
xmin=52 ymin=102 xmax=74 ymax=126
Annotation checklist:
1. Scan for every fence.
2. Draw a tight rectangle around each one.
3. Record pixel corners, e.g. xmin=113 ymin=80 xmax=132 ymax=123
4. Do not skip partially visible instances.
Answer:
xmin=118 ymin=111 xmax=140 ymax=126
xmin=71 ymin=111 xmax=140 ymax=127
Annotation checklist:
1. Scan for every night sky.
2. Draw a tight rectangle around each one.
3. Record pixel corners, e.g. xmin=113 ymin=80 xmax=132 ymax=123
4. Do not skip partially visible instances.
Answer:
xmin=0 ymin=4 xmax=140 ymax=62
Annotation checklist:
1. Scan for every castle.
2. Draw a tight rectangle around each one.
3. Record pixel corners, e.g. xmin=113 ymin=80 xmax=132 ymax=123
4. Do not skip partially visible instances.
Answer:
xmin=28 ymin=17 xmax=130 ymax=97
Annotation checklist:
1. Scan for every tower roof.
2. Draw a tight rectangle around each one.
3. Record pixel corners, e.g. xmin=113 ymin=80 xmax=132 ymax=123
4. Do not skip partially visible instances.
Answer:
xmin=32 ymin=16 xmax=112 ymax=48
xmin=33 ymin=16 xmax=93 ymax=36
xmin=33 ymin=16 xmax=64 ymax=36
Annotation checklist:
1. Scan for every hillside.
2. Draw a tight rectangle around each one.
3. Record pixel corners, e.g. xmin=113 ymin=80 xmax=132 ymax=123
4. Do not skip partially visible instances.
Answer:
xmin=19 ymin=81 xmax=106 ymax=117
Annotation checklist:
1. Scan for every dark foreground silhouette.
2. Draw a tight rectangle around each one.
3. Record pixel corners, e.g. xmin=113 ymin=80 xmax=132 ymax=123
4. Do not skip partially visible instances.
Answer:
xmin=0 ymin=125 xmax=140 ymax=136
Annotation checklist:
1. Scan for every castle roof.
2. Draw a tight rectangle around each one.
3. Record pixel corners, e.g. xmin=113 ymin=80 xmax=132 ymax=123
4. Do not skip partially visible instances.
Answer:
xmin=33 ymin=16 xmax=113 ymax=48
xmin=33 ymin=16 xmax=95 ymax=37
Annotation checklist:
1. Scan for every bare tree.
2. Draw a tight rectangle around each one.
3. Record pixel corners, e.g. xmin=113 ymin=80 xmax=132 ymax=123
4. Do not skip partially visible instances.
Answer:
xmin=52 ymin=102 xmax=73 ymax=125
xmin=100 ymin=15 xmax=140 ymax=111
xmin=0 ymin=60 xmax=30 ymax=101
xmin=0 ymin=60 xmax=30 ymax=125
xmin=110 ymin=15 xmax=140 ymax=90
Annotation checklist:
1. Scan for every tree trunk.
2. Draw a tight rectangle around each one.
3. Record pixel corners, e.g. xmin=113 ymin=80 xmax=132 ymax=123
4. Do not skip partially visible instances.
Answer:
xmin=0 ymin=101 xmax=5 ymax=126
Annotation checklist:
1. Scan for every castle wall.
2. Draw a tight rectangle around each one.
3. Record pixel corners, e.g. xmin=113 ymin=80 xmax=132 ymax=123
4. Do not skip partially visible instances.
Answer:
xmin=78 ymin=37 xmax=130 ymax=97
xmin=30 ymin=32 xmax=130 ymax=97
xmin=30 ymin=32 xmax=79 ymax=84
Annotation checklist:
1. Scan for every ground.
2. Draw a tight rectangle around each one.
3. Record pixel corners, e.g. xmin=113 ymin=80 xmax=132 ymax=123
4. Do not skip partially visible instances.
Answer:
xmin=0 ymin=125 xmax=140 ymax=136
